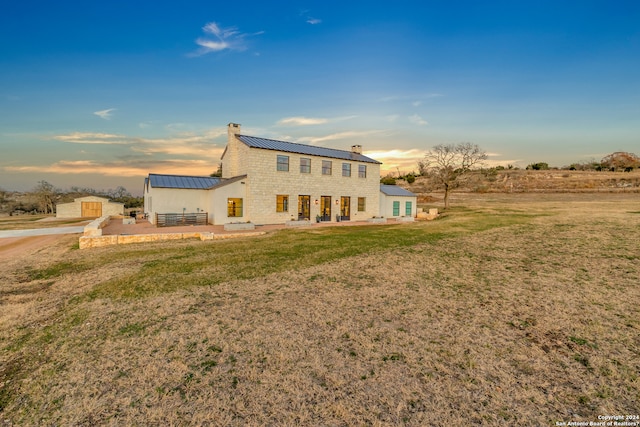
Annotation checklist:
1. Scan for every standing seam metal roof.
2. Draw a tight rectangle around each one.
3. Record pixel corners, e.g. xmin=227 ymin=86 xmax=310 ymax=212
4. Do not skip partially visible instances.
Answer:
xmin=148 ymin=174 xmax=223 ymax=189
xmin=380 ymin=184 xmax=417 ymax=197
xmin=237 ymin=135 xmax=382 ymax=164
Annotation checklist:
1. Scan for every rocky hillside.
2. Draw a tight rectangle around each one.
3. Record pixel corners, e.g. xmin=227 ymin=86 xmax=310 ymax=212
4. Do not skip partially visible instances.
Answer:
xmin=400 ymin=169 xmax=640 ymax=200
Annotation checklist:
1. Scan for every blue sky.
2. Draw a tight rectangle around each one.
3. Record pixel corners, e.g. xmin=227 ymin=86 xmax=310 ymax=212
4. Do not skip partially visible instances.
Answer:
xmin=1 ymin=1 xmax=638 ymax=194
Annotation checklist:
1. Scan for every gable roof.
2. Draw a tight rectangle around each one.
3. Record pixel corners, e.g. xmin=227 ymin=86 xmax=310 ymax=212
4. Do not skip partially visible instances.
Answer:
xmin=237 ymin=135 xmax=382 ymax=164
xmin=380 ymin=184 xmax=416 ymax=197
xmin=148 ymin=174 xmax=223 ymax=189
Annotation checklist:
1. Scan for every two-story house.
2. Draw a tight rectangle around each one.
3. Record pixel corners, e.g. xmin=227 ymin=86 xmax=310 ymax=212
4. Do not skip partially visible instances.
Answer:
xmin=144 ymin=123 xmax=414 ymax=225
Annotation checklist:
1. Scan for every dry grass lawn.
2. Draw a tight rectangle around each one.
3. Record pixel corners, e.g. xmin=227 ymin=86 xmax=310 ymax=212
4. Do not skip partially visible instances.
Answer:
xmin=1 ymin=194 xmax=638 ymax=425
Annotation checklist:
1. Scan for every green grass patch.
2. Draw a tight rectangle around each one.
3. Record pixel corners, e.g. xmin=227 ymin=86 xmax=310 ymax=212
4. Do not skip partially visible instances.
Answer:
xmin=569 ymin=336 xmax=588 ymax=346
xmin=83 ymin=208 xmax=539 ymax=300
xmin=23 ymin=261 xmax=89 ymax=281
xmin=118 ymin=322 xmax=147 ymax=337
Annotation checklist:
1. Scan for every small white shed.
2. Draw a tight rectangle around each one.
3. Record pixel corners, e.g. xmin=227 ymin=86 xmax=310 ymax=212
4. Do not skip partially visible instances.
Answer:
xmin=379 ymin=185 xmax=417 ymax=219
xmin=56 ymin=196 xmax=124 ymax=218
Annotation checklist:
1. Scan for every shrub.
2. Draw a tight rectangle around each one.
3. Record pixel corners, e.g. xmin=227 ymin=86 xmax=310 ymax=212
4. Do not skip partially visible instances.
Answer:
xmin=526 ymin=162 xmax=549 ymax=170
xmin=380 ymin=176 xmax=396 ymax=185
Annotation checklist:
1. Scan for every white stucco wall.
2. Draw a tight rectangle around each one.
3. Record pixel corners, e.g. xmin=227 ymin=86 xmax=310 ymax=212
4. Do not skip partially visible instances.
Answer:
xmin=144 ymin=187 xmax=210 ymax=225
xmin=208 ymin=179 xmax=248 ymax=225
xmin=379 ymin=193 xmax=417 ymax=218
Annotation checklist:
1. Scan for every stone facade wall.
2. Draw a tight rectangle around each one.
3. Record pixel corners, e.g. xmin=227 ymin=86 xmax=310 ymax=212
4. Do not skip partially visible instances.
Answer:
xmin=56 ymin=196 xmax=124 ymax=218
xmin=243 ymin=147 xmax=381 ymax=225
xmin=222 ymin=123 xmax=250 ymax=178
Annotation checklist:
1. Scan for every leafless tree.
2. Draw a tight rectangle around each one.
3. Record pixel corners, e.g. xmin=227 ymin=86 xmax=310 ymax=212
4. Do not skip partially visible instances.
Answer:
xmin=32 ymin=180 xmax=58 ymax=214
xmin=419 ymin=143 xmax=487 ymax=209
xmin=601 ymin=152 xmax=640 ymax=171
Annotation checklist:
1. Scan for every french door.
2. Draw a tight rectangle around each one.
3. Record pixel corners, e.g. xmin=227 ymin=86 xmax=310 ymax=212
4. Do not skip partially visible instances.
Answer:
xmin=340 ymin=196 xmax=350 ymax=221
xmin=298 ymin=195 xmax=310 ymax=220
xmin=320 ymin=196 xmax=332 ymax=221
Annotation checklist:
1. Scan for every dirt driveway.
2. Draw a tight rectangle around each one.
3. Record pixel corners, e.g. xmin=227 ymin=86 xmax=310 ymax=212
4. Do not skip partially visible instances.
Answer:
xmin=0 ymin=234 xmax=73 ymax=261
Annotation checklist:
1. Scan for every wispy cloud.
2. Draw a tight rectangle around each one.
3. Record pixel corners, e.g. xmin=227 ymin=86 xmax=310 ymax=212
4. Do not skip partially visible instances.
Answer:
xmin=191 ymin=22 xmax=263 ymax=56
xmin=93 ymin=108 xmax=116 ymax=120
xmin=5 ymin=159 xmax=217 ymax=177
xmin=300 ymin=9 xmax=322 ymax=25
xmin=52 ymin=128 xmax=227 ymax=159
xmin=6 ymin=127 xmax=229 ymax=178
xmin=297 ymin=130 xmax=388 ymax=145
xmin=54 ymin=132 xmax=128 ymax=144
xmin=276 ymin=115 xmax=357 ymax=126
xmin=277 ymin=116 xmax=329 ymax=126
xmin=409 ymin=114 xmax=428 ymax=126
xmin=367 ymin=149 xmax=425 ymax=175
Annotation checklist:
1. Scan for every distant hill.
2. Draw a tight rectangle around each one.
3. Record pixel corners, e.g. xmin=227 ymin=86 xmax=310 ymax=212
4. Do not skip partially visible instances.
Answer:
xmin=400 ymin=169 xmax=640 ymax=202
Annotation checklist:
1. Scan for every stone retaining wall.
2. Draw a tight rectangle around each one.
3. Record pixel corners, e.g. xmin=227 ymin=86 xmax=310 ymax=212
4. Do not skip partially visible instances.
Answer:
xmin=79 ymin=231 xmax=265 ymax=249
xmin=395 ymin=216 xmax=415 ymax=222
xmin=223 ymin=222 xmax=255 ymax=231
xmin=285 ymin=220 xmax=313 ymax=227
xmin=83 ymin=216 xmax=111 ymax=237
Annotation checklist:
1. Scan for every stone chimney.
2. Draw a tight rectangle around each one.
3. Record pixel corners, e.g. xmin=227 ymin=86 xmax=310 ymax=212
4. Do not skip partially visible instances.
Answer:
xmin=228 ymin=123 xmax=241 ymax=142
xmin=351 ymin=145 xmax=362 ymax=154
xmin=223 ymin=123 xmax=242 ymax=178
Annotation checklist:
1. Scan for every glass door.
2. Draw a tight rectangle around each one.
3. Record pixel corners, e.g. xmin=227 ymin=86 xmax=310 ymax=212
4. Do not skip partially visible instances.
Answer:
xmin=298 ymin=195 xmax=310 ymax=220
xmin=340 ymin=196 xmax=350 ymax=221
xmin=320 ymin=196 xmax=332 ymax=221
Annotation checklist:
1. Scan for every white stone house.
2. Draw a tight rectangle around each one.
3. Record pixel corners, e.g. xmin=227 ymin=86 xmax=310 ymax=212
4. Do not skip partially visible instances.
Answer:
xmin=56 ymin=196 xmax=124 ymax=218
xmin=379 ymin=185 xmax=418 ymax=219
xmin=144 ymin=123 xmax=393 ymax=225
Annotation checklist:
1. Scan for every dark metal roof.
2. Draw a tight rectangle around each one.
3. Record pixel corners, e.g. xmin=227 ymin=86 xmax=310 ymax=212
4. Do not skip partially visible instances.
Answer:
xmin=380 ymin=185 xmax=416 ymax=197
xmin=148 ymin=174 xmax=223 ymax=189
xmin=237 ymin=135 xmax=382 ymax=164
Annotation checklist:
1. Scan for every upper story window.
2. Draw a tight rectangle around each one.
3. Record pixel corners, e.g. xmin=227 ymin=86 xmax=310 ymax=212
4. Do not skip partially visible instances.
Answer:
xmin=300 ymin=158 xmax=311 ymax=174
xmin=342 ymin=163 xmax=351 ymax=177
xmin=277 ymin=155 xmax=289 ymax=172
xmin=322 ymin=160 xmax=332 ymax=175
xmin=358 ymin=164 xmax=367 ymax=178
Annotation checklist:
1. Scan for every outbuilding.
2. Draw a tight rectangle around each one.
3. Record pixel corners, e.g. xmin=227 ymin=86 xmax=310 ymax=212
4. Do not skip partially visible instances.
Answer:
xmin=379 ymin=185 xmax=417 ymax=219
xmin=56 ymin=196 xmax=124 ymax=219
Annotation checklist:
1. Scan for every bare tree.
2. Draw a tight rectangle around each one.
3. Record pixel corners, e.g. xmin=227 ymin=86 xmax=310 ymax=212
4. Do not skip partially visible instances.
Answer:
xmin=419 ymin=143 xmax=487 ymax=209
xmin=32 ymin=180 xmax=58 ymax=214
xmin=601 ymin=152 xmax=640 ymax=172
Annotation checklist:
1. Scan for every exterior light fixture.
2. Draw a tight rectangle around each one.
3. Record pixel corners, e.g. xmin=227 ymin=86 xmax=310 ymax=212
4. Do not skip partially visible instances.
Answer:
xmin=314 ymin=199 xmax=319 ymax=205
